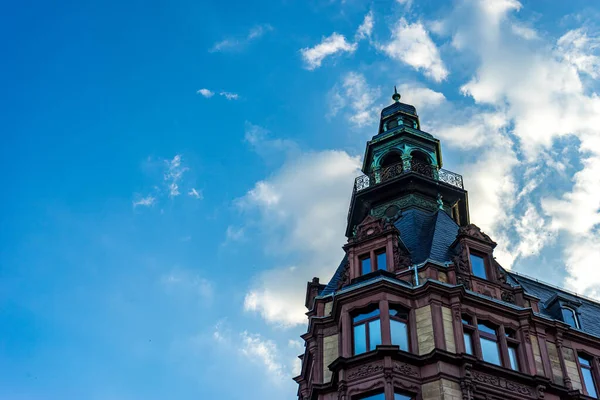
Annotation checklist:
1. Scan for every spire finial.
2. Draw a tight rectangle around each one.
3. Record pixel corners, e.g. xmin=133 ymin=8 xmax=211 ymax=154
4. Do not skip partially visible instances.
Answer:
xmin=392 ymin=86 xmax=401 ymax=103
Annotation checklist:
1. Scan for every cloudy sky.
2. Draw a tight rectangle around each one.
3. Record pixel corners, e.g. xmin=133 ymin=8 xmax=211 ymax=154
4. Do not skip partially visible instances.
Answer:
xmin=2 ymin=0 xmax=600 ymax=398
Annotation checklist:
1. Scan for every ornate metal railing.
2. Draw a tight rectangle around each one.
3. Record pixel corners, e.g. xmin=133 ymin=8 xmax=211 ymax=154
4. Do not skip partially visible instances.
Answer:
xmin=353 ymin=160 xmax=464 ymax=193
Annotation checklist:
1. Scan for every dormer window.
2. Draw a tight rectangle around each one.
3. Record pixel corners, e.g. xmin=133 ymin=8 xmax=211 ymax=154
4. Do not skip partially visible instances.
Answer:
xmin=469 ymin=253 xmax=487 ymax=279
xmin=561 ymin=306 xmax=580 ymax=329
xmin=359 ymin=249 xmax=388 ymax=275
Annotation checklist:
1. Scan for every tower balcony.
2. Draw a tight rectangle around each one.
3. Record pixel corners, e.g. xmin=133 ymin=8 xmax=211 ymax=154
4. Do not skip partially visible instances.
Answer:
xmin=353 ymin=160 xmax=464 ymax=193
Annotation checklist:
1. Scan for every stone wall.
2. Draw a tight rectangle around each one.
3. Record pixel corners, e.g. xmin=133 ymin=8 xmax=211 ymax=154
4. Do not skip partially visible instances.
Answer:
xmin=416 ymin=305 xmax=435 ymax=355
xmin=421 ymin=379 xmax=462 ymax=400
xmin=546 ymin=341 xmax=564 ymax=385
xmin=441 ymin=306 xmax=455 ymax=353
xmin=530 ymin=335 xmax=545 ymax=376
xmin=322 ymin=334 xmax=338 ymax=383
xmin=563 ymin=347 xmax=582 ymax=391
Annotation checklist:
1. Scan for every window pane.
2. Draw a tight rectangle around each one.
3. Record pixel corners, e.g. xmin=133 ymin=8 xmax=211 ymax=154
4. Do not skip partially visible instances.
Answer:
xmin=354 ymin=324 xmax=366 ymax=355
xmin=477 ymin=323 xmax=496 ymax=335
xmin=480 ymin=337 xmax=501 ymax=365
xmin=508 ymin=346 xmax=519 ymax=371
xmin=582 ymin=367 xmax=598 ymax=398
xmin=376 ymin=252 xmax=387 ymax=270
xmin=369 ymin=319 xmax=381 ymax=350
xmin=362 ymin=393 xmax=385 ymax=400
xmin=562 ymin=308 xmax=578 ymax=328
xmin=580 ymin=356 xmax=592 ymax=367
xmin=394 ymin=394 xmax=411 ymax=400
xmin=361 ymin=257 xmax=372 ymax=275
xmin=470 ymin=254 xmax=487 ymax=278
xmin=353 ymin=309 xmax=380 ymax=323
xmin=464 ymin=332 xmax=473 ymax=355
xmin=391 ymin=319 xmax=409 ymax=351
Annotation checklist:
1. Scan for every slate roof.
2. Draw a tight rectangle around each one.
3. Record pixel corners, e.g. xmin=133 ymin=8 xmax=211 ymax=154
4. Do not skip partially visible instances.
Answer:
xmin=381 ymin=102 xmax=417 ymax=118
xmin=319 ymin=209 xmax=600 ymax=339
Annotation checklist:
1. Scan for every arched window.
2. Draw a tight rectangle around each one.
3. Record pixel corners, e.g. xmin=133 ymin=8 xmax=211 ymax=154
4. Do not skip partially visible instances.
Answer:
xmin=389 ymin=306 xmax=409 ymax=351
xmin=353 ymin=308 xmax=381 ymax=355
xmin=561 ymin=306 xmax=580 ymax=329
xmin=380 ymin=151 xmax=402 ymax=168
xmin=410 ymin=151 xmax=434 ymax=178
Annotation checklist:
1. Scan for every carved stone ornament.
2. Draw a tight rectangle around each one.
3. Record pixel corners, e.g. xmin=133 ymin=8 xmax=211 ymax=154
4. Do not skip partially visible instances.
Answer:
xmin=458 ymin=224 xmax=497 ymax=246
xmin=456 ymin=274 xmax=472 ymax=290
xmin=472 ymin=371 xmax=533 ymax=397
xmin=393 ymin=363 xmax=418 ymax=377
xmin=453 ymin=243 xmax=471 ymax=274
xmin=353 ymin=215 xmax=385 ymax=241
xmin=347 ymin=363 xmax=384 ymax=380
xmin=501 ymin=291 xmax=516 ymax=304
xmin=336 ymin=261 xmax=350 ymax=290
xmin=393 ymin=239 xmax=412 ymax=271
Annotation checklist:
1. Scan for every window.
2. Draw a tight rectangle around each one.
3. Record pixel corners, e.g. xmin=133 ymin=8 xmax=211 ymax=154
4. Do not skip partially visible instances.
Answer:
xmin=462 ymin=315 xmax=474 ymax=355
xmin=505 ymin=329 xmax=520 ymax=371
xmin=469 ymin=253 xmax=487 ymax=279
xmin=361 ymin=256 xmax=372 ymax=275
xmin=376 ymin=251 xmax=387 ymax=271
xmin=353 ymin=308 xmax=381 ymax=355
xmin=580 ymin=355 xmax=598 ymax=398
xmin=359 ymin=393 xmax=385 ymax=400
xmin=562 ymin=307 xmax=580 ymax=329
xmin=478 ymin=322 xmax=501 ymax=366
xmin=360 ymin=249 xmax=388 ymax=275
xmin=390 ymin=307 xmax=409 ymax=351
xmin=394 ymin=394 xmax=411 ymax=400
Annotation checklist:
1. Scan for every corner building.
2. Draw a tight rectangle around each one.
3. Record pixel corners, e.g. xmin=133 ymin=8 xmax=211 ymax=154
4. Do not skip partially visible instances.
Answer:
xmin=294 ymin=90 xmax=600 ymax=400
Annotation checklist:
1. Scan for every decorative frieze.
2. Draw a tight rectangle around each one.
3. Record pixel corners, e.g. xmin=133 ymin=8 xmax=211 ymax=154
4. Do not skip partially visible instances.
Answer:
xmin=393 ymin=362 xmax=418 ymax=377
xmin=347 ymin=363 xmax=384 ymax=381
xmin=472 ymin=371 xmax=533 ymax=397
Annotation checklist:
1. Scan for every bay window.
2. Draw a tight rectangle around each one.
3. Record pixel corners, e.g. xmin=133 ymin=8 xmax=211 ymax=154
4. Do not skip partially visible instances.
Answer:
xmin=389 ymin=306 xmax=409 ymax=351
xmin=579 ymin=355 xmax=598 ymax=398
xmin=478 ymin=322 xmax=501 ymax=366
xmin=353 ymin=308 xmax=381 ymax=355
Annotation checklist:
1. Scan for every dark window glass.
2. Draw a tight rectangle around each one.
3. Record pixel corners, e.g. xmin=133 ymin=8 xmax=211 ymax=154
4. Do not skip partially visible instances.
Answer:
xmin=353 ymin=309 xmax=380 ymax=323
xmin=508 ymin=345 xmax=519 ymax=371
xmin=387 ymin=119 xmax=398 ymax=130
xmin=361 ymin=257 xmax=372 ymax=275
xmin=376 ymin=251 xmax=387 ymax=270
xmin=462 ymin=315 xmax=472 ymax=326
xmin=562 ymin=307 xmax=579 ymax=329
xmin=579 ymin=356 xmax=598 ymax=398
xmin=470 ymin=254 xmax=487 ymax=278
xmin=464 ymin=332 xmax=473 ymax=355
xmin=391 ymin=319 xmax=408 ymax=351
xmin=361 ymin=393 xmax=385 ymax=400
xmin=480 ymin=337 xmax=501 ymax=365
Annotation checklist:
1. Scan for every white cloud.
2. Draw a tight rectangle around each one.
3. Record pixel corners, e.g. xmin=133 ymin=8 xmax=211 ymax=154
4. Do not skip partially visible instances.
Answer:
xmin=244 ymin=122 xmax=298 ymax=158
xmin=132 ymin=195 xmax=155 ymax=208
xmin=514 ymin=203 xmax=556 ymax=258
xmin=356 ymin=11 xmax=374 ymax=40
xmin=188 ymin=188 xmax=203 ymax=199
xmin=241 ymin=150 xmax=361 ymax=327
xmin=240 ymin=331 xmax=286 ymax=380
xmin=220 ymin=91 xmax=239 ymax=100
xmin=300 ymin=33 xmax=358 ymax=70
xmin=557 ymin=28 xmax=600 ymax=78
xmin=511 ymin=23 xmax=538 ymax=40
xmin=397 ymin=84 xmax=446 ymax=110
xmin=378 ymin=18 xmax=448 ymax=82
xmin=197 ymin=88 xmax=214 ymax=98
xmin=225 ymin=225 xmax=245 ymax=242
xmin=210 ymin=24 xmax=273 ymax=52
xmin=164 ymin=155 xmax=188 ymax=198
xmin=329 ymin=72 xmax=381 ymax=128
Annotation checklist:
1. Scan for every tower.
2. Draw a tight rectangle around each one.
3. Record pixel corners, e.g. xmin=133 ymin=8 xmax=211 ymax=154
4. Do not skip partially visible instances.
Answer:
xmin=294 ymin=90 xmax=600 ymax=400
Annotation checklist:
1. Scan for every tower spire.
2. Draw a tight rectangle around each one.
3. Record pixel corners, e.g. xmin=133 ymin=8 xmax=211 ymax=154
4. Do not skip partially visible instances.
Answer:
xmin=392 ymin=86 xmax=401 ymax=102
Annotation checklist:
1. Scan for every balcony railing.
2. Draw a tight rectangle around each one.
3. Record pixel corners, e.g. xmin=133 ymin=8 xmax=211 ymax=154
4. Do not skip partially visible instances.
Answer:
xmin=353 ymin=160 xmax=464 ymax=193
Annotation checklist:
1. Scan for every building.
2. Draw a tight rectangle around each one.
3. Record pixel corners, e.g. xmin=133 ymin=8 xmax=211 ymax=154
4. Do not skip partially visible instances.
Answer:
xmin=294 ymin=89 xmax=600 ymax=400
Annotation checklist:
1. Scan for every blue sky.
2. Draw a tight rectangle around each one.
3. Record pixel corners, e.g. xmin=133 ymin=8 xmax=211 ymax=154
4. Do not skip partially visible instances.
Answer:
xmin=2 ymin=0 xmax=600 ymax=398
